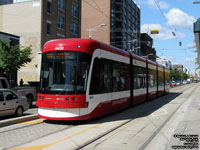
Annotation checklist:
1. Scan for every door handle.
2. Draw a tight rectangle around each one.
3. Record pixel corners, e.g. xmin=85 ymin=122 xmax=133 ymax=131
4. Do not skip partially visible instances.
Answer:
xmin=3 ymin=103 xmax=6 ymax=105
xmin=16 ymin=101 xmax=19 ymax=103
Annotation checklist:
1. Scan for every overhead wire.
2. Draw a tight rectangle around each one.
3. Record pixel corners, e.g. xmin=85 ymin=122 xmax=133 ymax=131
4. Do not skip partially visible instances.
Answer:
xmin=153 ymin=0 xmax=178 ymax=38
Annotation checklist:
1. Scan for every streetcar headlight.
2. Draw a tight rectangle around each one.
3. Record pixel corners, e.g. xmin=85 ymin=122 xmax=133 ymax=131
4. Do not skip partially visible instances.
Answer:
xmin=66 ymin=97 xmax=70 ymax=101
xmin=72 ymin=97 xmax=76 ymax=101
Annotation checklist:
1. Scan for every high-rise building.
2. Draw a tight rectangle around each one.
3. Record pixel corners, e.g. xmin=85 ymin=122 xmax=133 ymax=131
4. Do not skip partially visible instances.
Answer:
xmin=0 ymin=0 xmax=81 ymax=83
xmin=81 ymin=0 xmax=140 ymax=54
xmin=140 ymin=33 xmax=156 ymax=62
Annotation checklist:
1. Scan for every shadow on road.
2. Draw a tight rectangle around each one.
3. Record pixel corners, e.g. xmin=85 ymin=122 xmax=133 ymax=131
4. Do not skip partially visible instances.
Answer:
xmin=44 ymin=92 xmax=182 ymax=126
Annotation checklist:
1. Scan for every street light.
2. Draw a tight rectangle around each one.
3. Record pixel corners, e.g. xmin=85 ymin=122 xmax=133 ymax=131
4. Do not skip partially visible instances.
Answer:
xmin=87 ymin=24 xmax=106 ymax=39
xmin=142 ymin=53 xmax=153 ymax=59
xmin=129 ymin=47 xmax=140 ymax=53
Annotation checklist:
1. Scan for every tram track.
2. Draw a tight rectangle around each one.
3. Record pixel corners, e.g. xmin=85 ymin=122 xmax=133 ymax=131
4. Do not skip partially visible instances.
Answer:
xmin=78 ymin=83 xmax=197 ymax=150
xmin=138 ymin=84 xmax=199 ymax=150
xmin=1 ymin=84 xmax=196 ymax=150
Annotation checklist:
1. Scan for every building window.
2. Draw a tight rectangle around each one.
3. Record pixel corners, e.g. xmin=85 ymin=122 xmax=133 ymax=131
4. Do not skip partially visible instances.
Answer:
xmin=56 ymin=33 xmax=65 ymax=39
xmin=58 ymin=0 xmax=65 ymax=11
xmin=46 ymin=21 xmax=52 ymax=35
xmin=47 ymin=1 xmax=52 ymax=14
xmin=71 ymin=22 xmax=78 ymax=35
xmin=57 ymin=16 xmax=65 ymax=30
xmin=72 ymin=5 xmax=78 ymax=18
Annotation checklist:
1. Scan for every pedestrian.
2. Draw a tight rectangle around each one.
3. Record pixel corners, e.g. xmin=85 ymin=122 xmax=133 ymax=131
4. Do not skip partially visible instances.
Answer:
xmin=20 ymin=78 xmax=24 ymax=86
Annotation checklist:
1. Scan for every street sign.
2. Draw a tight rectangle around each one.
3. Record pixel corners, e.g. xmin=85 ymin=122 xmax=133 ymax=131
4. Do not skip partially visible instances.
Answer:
xmin=150 ymin=30 xmax=159 ymax=34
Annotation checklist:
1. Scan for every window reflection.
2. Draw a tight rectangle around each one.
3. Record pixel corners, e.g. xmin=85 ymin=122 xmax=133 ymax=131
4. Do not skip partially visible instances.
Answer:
xmin=40 ymin=52 xmax=91 ymax=94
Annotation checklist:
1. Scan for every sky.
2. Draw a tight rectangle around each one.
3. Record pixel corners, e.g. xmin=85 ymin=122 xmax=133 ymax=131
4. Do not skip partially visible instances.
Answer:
xmin=136 ymin=0 xmax=199 ymax=73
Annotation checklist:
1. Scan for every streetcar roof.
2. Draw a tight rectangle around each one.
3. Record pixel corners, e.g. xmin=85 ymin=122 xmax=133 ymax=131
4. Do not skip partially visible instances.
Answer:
xmin=42 ymin=38 xmax=130 ymax=57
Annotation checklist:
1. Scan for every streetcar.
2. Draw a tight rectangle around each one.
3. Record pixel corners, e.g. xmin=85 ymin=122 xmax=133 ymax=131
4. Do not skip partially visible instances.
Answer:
xmin=36 ymin=39 xmax=170 ymax=120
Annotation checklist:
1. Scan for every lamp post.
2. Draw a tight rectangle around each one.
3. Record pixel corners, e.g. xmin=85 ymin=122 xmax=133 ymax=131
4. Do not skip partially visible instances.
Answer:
xmin=142 ymin=53 xmax=153 ymax=59
xmin=87 ymin=24 xmax=106 ymax=39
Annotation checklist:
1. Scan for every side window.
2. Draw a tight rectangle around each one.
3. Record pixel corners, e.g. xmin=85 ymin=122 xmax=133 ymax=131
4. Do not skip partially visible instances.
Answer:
xmin=133 ymin=66 xmax=147 ymax=89
xmin=90 ymin=58 xmax=130 ymax=95
xmin=113 ymin=62 xmax=130 ymax=91
xmin=89 ymin=58 xmax=113 ymax=94
xmin=165 ymin=71 xmax=170 ymax=86
xmin=3 ymin=91 xmax=18 ymax=101
xmin=0 ymin=92 xmax=4 ymax=101
xmin=90 ymin=58 xmax=101 ymax=94
xmin=148 ymin=68 xmax=157 ymax=88
xmin=158 ymin=70 xmax=164 ymax=86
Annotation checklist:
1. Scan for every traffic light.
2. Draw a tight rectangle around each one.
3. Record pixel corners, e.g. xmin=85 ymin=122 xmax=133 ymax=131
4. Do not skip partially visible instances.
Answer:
xmin=179 ymin=41 xmax=182 ymax=46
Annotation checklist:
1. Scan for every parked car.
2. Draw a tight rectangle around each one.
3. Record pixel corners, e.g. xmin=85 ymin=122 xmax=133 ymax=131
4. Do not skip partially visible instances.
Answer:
xmin=0 ymin=77 xmax=37 ymax=108
xmin=170 ymin=81 xmax=176 ymax=87
xmin=182 ymin=80 xmax=187 ymax=84
xmin=176 ymin=81 xmax=181 ymax=86
xmin=0 ymin=89 xmax=29 ymax=117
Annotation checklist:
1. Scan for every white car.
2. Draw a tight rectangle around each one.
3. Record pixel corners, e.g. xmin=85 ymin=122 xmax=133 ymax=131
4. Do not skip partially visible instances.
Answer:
xmin=0 ymin=89 xmax=29 ymax=117
xmin=182 ymin=80 xmax=187 ymax=84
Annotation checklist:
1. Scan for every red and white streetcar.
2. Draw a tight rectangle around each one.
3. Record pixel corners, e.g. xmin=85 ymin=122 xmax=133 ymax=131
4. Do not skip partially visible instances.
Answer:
xmin=36 ymin=39 xmax=170 ymax=120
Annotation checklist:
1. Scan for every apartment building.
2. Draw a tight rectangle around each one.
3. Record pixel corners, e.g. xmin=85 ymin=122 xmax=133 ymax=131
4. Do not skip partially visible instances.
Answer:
xmin=81 ymin=0 xmax=140 ymax=54
xmin=140 ymin=33 xmax=156 ymax=62
xmin=0 ymin=0 xmax=81 ymax=83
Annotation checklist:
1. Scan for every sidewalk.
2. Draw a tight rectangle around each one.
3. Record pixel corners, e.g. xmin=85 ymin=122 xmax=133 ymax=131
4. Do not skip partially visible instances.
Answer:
xmin=146 ymin=84 xmax=200 ymax=150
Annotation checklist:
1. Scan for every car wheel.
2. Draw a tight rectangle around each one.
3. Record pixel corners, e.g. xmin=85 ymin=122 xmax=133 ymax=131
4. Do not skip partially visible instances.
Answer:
xmin=15 ymin=107 xmax=23 ymax=117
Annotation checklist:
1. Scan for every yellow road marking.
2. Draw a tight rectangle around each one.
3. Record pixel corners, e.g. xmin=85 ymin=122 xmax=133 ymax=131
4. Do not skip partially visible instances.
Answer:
xmin=19 ymin=120 xmax=44 ymax=125
xmin=10 ymin=122 xmax=104 ymax=150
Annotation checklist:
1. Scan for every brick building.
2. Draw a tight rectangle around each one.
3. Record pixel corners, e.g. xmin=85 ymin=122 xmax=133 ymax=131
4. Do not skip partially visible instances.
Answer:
xmin=0 ymin=0 xmax=81 ymax=83
xmin=173 ymin=64 xmax=184 ymax=72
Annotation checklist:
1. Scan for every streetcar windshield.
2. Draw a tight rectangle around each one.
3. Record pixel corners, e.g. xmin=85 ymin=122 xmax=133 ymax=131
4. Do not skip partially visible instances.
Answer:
xmin=40 ymin=51 xmax=91 ymax=94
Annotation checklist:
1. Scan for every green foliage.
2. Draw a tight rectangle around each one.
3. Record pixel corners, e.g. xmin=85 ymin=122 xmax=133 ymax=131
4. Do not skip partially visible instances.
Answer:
xmin=0 ymin=38 xmax=32 ymax=76
xmin=170 ymin=68 xmax=189 ymax=81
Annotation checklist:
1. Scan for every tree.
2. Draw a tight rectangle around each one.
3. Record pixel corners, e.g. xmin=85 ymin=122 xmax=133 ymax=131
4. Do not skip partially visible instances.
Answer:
xmin=170 ymin=68 xmax=189 ymax=81
xmin=0 ymin=38 xmax=32 ymax=78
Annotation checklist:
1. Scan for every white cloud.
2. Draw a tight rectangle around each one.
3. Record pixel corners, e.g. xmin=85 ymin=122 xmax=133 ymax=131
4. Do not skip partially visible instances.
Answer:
xmin=139 ymin=0 xmax=169 ymax=9
xmin=186 ymin=43 xmax=196 ymax=49
xmin=141 ymin=24 xmax=186 ymax=40
xmin=165 ymin=8 xmax=196 ymax=30
xmin=184 ymin=57 xmax=196 ymax=65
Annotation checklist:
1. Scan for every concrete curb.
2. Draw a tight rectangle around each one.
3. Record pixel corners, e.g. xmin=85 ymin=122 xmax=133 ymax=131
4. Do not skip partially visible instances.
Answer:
xmin=0 ymin=114 xmax=38 ymax=128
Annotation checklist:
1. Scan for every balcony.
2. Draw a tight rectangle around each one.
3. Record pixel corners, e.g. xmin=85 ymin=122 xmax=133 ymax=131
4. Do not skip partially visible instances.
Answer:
xmin=116 ymin=0 xmax=123 ymax=5
xmin=115 ymin=7 xmax=123 ymax=13
xmin=115 ymin=16 xmax=123 ymax=22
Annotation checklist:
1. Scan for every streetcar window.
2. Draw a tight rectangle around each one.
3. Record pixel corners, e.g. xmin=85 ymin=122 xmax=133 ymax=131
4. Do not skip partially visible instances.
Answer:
xmin=148 ymin=68 xmax=157 ymax=88
xmin=89 ymin=58 xmax=130 ymax=95
xmin=165 ymin=71 xmax=170 ymax=87
xmin=40 ymin=52 xmax=91 ymax=94
xmin=158 ymin=70 xmax=164 ymax=86
xmin=133 ymin=65 xmax=147 ymax=89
